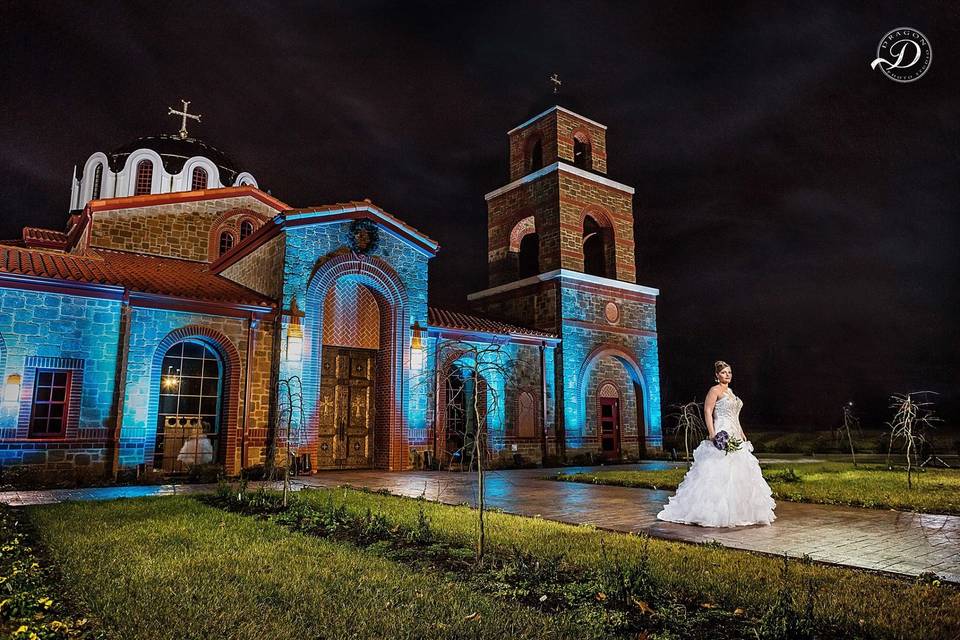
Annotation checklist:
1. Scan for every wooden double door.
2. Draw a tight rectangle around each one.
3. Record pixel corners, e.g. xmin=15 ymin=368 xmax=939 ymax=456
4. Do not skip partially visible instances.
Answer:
xmin=316 ymin=346 xmax=375 ymax=469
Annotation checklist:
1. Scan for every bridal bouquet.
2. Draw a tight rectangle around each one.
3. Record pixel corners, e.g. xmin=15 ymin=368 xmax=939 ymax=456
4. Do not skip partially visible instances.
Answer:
xmin=713 ymin=430 xmax=743 ymax=455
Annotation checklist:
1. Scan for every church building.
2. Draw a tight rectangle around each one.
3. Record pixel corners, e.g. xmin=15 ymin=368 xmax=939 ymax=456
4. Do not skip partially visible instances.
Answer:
xmin=0 ymin=103 xmax=661 ymax=475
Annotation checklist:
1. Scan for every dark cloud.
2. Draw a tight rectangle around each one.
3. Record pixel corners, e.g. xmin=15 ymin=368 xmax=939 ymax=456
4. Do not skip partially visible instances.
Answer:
xmin=1 ymin=1 xmax=957 ymax=430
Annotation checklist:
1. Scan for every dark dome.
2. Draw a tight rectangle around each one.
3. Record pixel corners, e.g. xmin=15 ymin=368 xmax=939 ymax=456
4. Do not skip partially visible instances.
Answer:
xmin=105 ymin=134 xmax=241 ymax=184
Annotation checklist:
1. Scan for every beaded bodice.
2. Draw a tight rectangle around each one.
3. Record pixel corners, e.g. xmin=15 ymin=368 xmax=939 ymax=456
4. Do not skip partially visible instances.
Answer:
xmin=713 ymin=391 xmax=745 ymax=439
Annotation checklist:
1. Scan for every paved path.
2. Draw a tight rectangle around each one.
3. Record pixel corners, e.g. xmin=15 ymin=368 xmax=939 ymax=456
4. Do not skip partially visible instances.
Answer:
xmin=2 ymin=463 xmax=958 ymax=584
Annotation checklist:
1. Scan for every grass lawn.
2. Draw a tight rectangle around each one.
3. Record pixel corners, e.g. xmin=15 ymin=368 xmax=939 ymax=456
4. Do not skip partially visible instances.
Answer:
xmin=555 ymin=462 xmax=960 ymax=515
xmin=295 ymin=487 xmax=957 ymax=639
xmin=25 ymin=496 xmax=590 ymax=640
xmin=22 ymin=489 xmax=959 ymax=639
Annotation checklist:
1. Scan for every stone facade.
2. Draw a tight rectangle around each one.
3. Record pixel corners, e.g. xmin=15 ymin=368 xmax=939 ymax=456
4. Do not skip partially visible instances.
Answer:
xmin=220 ymin=233 xmax=286 ymax=299
xmin=416 ymin=338 xmax=557 ymax=468
xmin=277 ymin=217 xmax=432 ymax=471
xmin=0 ymin=290 xmax=122 ymax=469
xmin=486 ymin=167 xmax=635 ymax=288
xmin=88 ymin=194 xmax=275 ymax=261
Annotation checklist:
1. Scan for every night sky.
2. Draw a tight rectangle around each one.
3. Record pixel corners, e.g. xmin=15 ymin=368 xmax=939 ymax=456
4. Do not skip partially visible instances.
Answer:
xmin=2 ymin=2 xmax=958 ymax=432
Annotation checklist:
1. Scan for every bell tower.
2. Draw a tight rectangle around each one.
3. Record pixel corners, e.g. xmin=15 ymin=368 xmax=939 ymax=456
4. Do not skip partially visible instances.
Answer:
xmin=469 ymin=105 xmax=663 ymax=457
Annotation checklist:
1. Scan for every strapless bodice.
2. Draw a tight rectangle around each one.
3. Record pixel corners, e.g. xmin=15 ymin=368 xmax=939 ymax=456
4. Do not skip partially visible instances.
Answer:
xmin=713 ymin=392 xmax=745 ymax=439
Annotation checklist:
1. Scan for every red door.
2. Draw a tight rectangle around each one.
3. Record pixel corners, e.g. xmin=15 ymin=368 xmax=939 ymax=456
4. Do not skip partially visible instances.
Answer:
xmin=598 ymin=398 xmax=621 ymax=459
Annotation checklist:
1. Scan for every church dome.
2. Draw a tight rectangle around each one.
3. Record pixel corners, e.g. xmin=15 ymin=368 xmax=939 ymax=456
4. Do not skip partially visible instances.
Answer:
xmin=69 ymin=104 xmax=259 ymax=211
xmin=105 ymin=134 xmax=242 ymax=185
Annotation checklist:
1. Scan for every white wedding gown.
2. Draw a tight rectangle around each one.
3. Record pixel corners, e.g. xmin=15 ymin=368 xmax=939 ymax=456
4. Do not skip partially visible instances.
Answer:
xmin=657 ymin=391 xmax=776 ymax=527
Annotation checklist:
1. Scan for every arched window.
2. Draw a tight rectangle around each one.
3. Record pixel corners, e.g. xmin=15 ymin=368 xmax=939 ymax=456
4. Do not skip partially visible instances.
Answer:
xmin=91 ymin=163 xmax=103 ymax=200
xmin=154 ymin=339 xmax=223 ymax=472
xmin=240 ymin=220 xmax=254 ymax=240
xmin=518 ymin=232 xmax=539 ymax=278
xmin=134 ymin=160 xmax=153 ymax=195
xmin=582 ymin=215 xmax=607 ymax=278
xmin=218 ymin=231 xmax=234 ymax=256
xmin=191 ymin=166 xmax=208 ymax=190
xmin=573 ymin=132 xmax=591 ymax=169
xmin=509 ymin=216 xmax=538 ymax=278
xmin=529 ymin=139 xmax=543 ymax=173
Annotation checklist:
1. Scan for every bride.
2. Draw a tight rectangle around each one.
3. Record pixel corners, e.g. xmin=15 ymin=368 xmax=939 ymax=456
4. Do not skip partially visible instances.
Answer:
xmin=657 ymin=360 xmax=776 ymax=527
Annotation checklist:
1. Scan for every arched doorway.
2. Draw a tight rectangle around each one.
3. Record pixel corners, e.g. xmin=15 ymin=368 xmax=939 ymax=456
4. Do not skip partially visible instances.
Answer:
xmin=315 ymin=277 xmax=380 ymax=469
xmin=577 ymin=345 xmax=651 ymax=457
xmin=303 ymin=254 xmax=409 ymax=470
xmin=153 ymin=339 xmax=224 ymax=472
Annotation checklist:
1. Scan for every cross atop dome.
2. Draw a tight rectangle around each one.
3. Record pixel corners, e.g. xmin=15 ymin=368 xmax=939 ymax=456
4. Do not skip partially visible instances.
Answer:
xmin=167 ymin=99 xmax=202 ymax=140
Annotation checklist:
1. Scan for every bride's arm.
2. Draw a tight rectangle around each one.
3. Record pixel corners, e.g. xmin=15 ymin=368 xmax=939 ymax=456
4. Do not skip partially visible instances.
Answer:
xmin=704 ymin=388 xmax=718 ymax=439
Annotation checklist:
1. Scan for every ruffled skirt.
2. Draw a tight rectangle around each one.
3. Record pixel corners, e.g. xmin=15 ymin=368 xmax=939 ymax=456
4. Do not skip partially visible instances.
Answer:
xmin=656 ymin=440 xmax=776 ymax=527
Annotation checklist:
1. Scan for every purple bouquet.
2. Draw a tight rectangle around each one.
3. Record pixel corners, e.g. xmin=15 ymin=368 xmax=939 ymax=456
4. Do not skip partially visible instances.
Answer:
xmin=713 ymin=430 xmax=729 ymax=450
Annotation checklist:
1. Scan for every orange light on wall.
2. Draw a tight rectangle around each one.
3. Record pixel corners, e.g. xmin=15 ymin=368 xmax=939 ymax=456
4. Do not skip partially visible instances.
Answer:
xmin=3 ymin=374 xmax=21 ymax=404
xmin=410 ymin=321 xmax=425 ymax=369
xmin=286 ymin=296 xmax=305 ymax=362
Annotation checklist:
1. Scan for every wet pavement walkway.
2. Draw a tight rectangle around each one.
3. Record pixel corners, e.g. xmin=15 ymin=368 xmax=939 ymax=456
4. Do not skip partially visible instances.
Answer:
xmin=2 ymin=462 xmax=958 ymax=584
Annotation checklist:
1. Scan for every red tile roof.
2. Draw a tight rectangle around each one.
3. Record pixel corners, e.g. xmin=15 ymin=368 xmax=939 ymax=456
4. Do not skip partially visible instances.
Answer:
xmin=23 ymin=227 xmax=68 ymax=249
xmin=0 ymin=245 xmax=273 ymax=307
xmin=428 ymin=307 xmax=557 ymax=340
xmin=23 ymin=227 xmax=69 ymax=246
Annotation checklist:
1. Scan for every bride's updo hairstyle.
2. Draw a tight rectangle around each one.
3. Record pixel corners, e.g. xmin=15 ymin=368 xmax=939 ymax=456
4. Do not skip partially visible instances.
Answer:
xmin=714 ymin=360 xmax=731 ymax=382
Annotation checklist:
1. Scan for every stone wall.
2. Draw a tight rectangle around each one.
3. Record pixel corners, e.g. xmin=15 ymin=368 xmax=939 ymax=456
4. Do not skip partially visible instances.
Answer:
xmin=508 ymin=110 xmax=559 ymax=182
xmin=220 ymin=233 xmax=286 ymax=299
xmin=486 ymin=169 xmax=635 ymax=287
xmin=88 ymin=195 xmax=276 ymax=261
xmin=506 ymin=108 xmax=609 ymax=181
xmin=555 ymin=279 xmax=662 ymax=455
xmin=582 ymin=355 xmax=641 ymax=456
xmin=0 ymin=288 xmax=122 ymax=470
xmin=415 ymin=338 xmax=559 ymax=467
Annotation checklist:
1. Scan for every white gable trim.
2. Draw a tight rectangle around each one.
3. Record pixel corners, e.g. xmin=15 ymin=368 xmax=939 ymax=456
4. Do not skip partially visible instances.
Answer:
xmin=506 ymin=105 xmax=608 ymax=135
xmin=484 ymin=161 xmax=634 ymax=201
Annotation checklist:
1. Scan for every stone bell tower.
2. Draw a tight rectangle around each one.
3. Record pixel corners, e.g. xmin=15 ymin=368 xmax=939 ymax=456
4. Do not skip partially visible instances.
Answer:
xmin=469 ymin=105 xmax=663 ymax=458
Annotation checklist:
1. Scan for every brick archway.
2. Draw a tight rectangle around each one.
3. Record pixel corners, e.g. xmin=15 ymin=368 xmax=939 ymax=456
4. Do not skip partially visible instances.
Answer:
xmin=304 ymin=254 xmax=409 ymax=470
xmin=576 ymin=344 xmax=651 ymax=450
xmin=145 ymin=326 xmax=243 ymax=473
